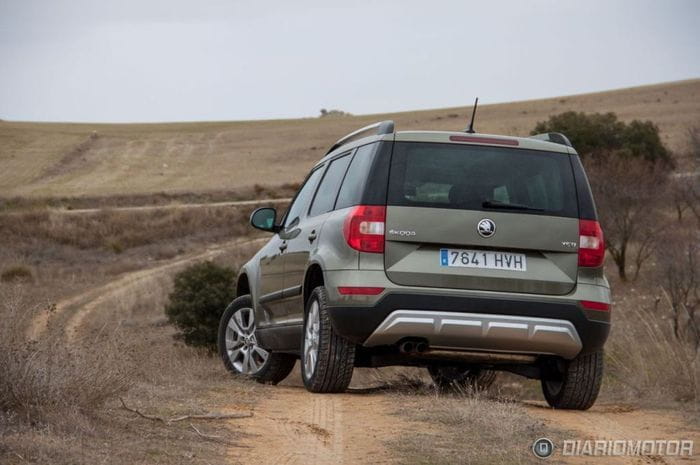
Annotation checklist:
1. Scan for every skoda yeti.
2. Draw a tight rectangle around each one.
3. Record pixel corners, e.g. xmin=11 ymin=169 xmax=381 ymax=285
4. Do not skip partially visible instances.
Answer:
xmin=217 ymin=121 xmax=611 ymax=410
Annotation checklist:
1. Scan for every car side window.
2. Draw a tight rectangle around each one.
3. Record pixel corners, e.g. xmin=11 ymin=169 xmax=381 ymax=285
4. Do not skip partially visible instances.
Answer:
xmin=335 ymin=143 xmax=377 ymax=210
xmin=308 ymin=153 xmax=352 ymax=217
xmin=283 ymin=167 xmax=324 ymax=229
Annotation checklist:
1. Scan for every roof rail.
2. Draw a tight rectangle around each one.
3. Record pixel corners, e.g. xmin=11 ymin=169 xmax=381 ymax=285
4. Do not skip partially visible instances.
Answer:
xmin=325 ymin=120 xmax=395 ymax=155
xmin=529 ymin=132 xmax=573 ymax=147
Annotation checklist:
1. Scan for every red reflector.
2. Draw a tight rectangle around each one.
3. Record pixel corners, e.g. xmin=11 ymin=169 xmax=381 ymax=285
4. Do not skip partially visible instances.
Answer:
xmin=449 ymin=135 xmax=519 ymax=146
xmin=580 ymin=300 xmax=610 ymax=311
xmin=338 ymin=286 xmax=385 ymax=296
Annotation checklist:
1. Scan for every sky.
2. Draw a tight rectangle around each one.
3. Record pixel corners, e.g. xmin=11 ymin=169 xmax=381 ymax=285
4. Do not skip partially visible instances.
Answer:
xmin=0 ymin=0 xmax=698 ymax=123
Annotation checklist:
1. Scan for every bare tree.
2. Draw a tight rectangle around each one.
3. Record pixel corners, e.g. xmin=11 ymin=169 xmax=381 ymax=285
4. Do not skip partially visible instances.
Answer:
xmin=585 ymin=155 xmax=668 ymax=281
xmin=659 ymin=230 xmax=700 ymax=352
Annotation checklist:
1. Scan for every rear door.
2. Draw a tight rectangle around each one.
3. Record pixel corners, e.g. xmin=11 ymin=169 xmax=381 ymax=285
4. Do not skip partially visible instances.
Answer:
xmin=384 ymin=141 xmax=580 ymax=295
xmin=282 ymin=151 xmax=354 ymax=320
xmin=264 ymin=166 xmax=324 ymax=325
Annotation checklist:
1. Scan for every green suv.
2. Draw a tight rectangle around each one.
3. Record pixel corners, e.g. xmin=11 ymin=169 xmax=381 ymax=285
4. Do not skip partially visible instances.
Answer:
xmin=218 ymin=121 xmax=610 ymax=410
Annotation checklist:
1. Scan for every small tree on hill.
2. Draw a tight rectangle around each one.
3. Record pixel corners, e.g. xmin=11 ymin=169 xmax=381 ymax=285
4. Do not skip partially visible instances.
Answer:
xmin=532 ymin=111 xmax=673 ymax=166
xmin=165 ymin=261 xmax=236 ymax=349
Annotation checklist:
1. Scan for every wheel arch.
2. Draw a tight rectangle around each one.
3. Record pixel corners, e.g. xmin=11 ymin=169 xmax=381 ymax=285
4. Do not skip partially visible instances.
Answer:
xmin=303 ymin=263 xmax=325 ymax=308
xmin=236 ymin=272 xmax=251 ymax=297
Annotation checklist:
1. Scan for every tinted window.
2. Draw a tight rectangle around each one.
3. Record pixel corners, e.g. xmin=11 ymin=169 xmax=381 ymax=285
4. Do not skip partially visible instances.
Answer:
xmin=336 ymin=144 xmax=377 ymax=210
xmin=283 ymin=167 xmax=324 ymax=228
xmin=388 ymin=142 xmax=577 ymax=217
xmin=309 ymin=153 xmax=352 ymax=217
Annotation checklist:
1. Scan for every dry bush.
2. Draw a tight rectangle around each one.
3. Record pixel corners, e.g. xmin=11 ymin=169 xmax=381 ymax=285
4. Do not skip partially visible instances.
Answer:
xmin=606 ymin=302 xmax=699 ymax=405
xmin=0 ymin=286 xmax=133 ymax=423
xmin=585 ymin=155 xmax=669 ymax=280
xmin=0 ymin=206 xmax=249 ymax=252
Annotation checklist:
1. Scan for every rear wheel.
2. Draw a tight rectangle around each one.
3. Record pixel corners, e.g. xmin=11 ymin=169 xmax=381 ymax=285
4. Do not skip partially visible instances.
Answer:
xmin=541 ymin=350 xmax=603 ymax=410
xmin=428 ymin=365 xmax=497 ymax=391
xmin=301 ymin=286 xmax=355 ymax=393
xmin=218 ymin=295 xmax=295 ymax=385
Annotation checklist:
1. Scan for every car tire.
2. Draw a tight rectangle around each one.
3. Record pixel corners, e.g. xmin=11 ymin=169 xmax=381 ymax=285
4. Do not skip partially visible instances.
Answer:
xmin=427 ymin=365 xmax=497 ymax=392
xmin=301 ymin=286 xmax=355 ymax=393
xmin=541 ymin=350 xmax=603 ymax=410
xmin=218 ymin=295 xmax=295 ymax=385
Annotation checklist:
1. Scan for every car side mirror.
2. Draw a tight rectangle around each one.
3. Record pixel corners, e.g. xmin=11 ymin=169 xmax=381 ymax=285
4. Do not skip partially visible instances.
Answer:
xmin=250 ymin=207 xmax=280 ymax=233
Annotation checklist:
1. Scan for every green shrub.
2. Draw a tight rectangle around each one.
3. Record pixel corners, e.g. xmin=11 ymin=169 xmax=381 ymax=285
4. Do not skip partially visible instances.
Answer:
xmin=532 ymin=111 xmax=672 ymax=166
xmin=164 ymin=261 xmax=236 ymax=349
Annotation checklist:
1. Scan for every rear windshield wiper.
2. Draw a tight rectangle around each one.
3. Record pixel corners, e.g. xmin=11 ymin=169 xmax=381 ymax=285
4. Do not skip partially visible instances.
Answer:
xmin=482 ymin=200 xmax=544 ymax=212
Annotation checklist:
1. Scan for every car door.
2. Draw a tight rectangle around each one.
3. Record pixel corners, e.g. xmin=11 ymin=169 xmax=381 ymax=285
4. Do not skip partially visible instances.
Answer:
xmin=282 ymin=151 xmax=354 ymax=322
xmin=270 ymin=166 xmax=325 ymax=324
xmin=256 ymin=235 xmax=287 ymax=326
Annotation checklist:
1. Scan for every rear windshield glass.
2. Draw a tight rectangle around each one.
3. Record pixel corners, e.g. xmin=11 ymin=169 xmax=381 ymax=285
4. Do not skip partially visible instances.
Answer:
xmin=388 ymin=142 xmax=578 ymax=217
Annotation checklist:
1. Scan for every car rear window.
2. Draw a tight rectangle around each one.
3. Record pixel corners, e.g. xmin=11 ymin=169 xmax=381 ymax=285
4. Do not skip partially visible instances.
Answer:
xmin=388 ymin=142 xmax=578 ymax=217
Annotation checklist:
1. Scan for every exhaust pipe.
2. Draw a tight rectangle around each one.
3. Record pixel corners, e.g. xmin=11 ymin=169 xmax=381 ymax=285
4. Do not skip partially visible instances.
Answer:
xmin=399 ymin=341 xmax=415 ymax=354
xmin=415 ymin=342 xmax=428 ymax=353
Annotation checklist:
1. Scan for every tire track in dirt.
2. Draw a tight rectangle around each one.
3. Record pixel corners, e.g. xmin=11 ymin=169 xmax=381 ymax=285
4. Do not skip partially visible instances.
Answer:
xmin=231 ymin=385 xmax=405 ymax=465
xmin=26 ymin=237 xmax=268 ymax=342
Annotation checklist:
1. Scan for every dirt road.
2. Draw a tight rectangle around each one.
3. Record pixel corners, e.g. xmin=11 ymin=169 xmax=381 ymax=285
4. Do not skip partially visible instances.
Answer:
xmin=33 ymin=237 xmax=698 ymax=465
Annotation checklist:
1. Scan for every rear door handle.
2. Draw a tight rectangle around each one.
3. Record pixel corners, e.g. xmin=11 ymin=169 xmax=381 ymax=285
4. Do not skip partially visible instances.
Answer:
xmin=308 ymin=230 xmax=317 ymax=243
xmin=279 ymin=242 xmax=288 ymax=252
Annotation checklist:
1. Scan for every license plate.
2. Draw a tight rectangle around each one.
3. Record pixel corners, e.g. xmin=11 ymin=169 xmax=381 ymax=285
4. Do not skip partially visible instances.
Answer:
xmin=440 ymin=248 xmax=527 ymax=271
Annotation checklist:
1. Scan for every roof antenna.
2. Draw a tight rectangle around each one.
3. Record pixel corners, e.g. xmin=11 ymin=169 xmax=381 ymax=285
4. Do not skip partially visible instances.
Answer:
xmin=465 ymin=97 xmax=479 ymax=134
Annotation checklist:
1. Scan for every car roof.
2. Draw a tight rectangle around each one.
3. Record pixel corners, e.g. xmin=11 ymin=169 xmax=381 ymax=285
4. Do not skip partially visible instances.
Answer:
xmin=316 ymin=129 xmax=575 ymax=167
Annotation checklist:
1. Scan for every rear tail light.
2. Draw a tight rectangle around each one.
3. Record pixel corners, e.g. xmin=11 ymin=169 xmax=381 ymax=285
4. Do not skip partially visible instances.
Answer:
xmin=343 ymin=205 xmax=386 ymax=253
xmin=338 ymin=286 xmax=385 ymax=295
xmin=578 ymin=219 xmax=605 ymax=267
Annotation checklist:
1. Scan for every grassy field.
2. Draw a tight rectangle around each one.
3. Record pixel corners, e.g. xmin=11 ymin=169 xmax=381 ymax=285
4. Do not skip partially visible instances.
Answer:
xmin=1 ymin=79 xmax=698 ymax=199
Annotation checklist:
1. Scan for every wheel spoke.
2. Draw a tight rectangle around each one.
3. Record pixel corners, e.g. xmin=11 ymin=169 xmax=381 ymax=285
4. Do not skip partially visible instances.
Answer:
xmin=234 ymin=311 xmax=247 ymax=335
xmin=241 ymin=348 xmax=252 ymax=373
xmin=227 ymin=318 xmax=243 ymax=336
xmin=253 ymin=345 xmax=269 ymax=360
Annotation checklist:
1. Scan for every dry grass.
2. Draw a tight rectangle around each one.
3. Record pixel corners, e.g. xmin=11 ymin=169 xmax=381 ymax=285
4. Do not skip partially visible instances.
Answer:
xmin=1 ymin=79 xmax=698 ymax=198
xmin=0 ymin=206 xmax=250 ymax=252
xmin=389 ymin=383 xmax=558 ymax=465
xmin=0 ymin=286 xmax=133 ymax=423
xmin=0 ymin=240 xmax=264 ymax=465
xmin=604 ymin=283 xmax=700 ymax=406
xmin=0 ymin=184 xmax=298 ymax=212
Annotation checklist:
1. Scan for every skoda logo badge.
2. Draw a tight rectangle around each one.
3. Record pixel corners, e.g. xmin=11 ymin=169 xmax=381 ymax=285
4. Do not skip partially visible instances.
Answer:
xmin=477 ymin=218 xmax=496 ymax=238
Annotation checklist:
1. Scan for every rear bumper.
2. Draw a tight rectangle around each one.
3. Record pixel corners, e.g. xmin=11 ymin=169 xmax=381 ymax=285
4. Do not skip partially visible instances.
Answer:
xmin=364 ymin=310 xmax=582 ymax=359
xmin=327 ymin=292 xmax=609 ymax=359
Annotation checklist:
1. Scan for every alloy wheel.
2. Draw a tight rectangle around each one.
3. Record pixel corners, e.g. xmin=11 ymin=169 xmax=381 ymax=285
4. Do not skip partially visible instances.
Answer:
xmin=225 ymin=307 xmax=269 ymax=374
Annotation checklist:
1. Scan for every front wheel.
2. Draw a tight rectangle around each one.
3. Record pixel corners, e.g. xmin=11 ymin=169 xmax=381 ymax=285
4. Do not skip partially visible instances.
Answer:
xmin=218 ymin=295 xmax=295 ymax=385
xmin=541 ymin=350 xmax=603 ymax=410
xmin=301 ymin=286 xmax=355 ymax=393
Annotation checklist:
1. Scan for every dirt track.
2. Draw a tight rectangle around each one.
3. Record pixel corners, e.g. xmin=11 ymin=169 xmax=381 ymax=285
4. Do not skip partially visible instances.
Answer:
xmin=30 ymin=237 xmax=699 ymax=464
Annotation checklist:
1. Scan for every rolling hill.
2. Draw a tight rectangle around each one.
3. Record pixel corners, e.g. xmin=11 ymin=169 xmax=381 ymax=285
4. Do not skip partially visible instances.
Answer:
xmin=1 ymin=79 xmax=698 ymax=199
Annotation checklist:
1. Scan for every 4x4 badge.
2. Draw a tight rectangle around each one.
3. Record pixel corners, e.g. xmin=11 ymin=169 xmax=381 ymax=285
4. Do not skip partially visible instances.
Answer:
xmin=477 ymin=219 xmax=496 ymax=238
